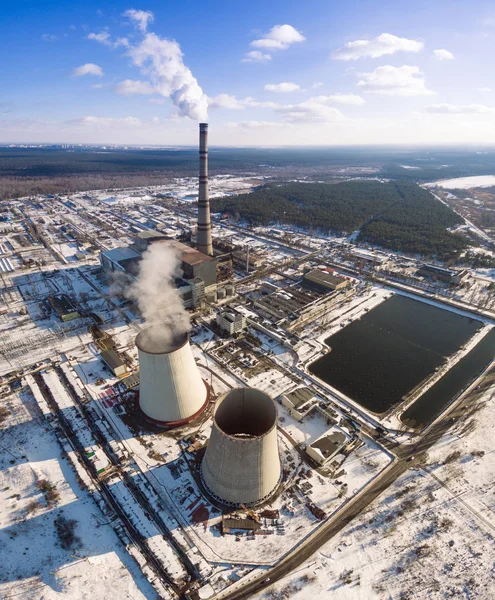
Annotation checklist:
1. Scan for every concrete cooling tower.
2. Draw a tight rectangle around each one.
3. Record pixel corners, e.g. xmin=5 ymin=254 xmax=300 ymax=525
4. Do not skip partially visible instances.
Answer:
xmin=136 ymin=329 xmax=209 ymax=427
xmin=201 ymin=388 xmax=281 ymax=506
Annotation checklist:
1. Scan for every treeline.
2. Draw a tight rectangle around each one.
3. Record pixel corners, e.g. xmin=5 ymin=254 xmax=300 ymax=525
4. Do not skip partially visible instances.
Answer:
xmin=358 ymin=182 xmax=467 ymax=259
xmin=212 ymin=181 xmax=399 ymax=234
xmin=213 ymin=180 xmax=470 ymax=258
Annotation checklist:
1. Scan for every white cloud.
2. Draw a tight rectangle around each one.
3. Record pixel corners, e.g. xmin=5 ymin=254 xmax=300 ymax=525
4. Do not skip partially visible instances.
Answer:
xmin=476 ymin=87 xmax=492 ymax=93
xmin=72 ymin=63 xmax=104 ymax=77
xmin=128 ymin=32 xmax=208 ymax=121
xmin=264 ymin=82 xmax=301 ymax=93
xmin=332 ymin=33 xmax=423 ymax=61
xmin=41 ymin=33 xmax=57 ymax=42
xmin=242 ymin=50 xmax=272 ymax=62
xmin=251 ymin=24 xmax=305 ymax=50
xmin=424 ymin=103 xmax=495 ymax=114
xmin=115 ymin=79 xmax=156 ymax=95
xmin=242 ymin=97 xmax=280 ymax=109
xmin=433 ymin=48 xmax=454 ymax=60
xmin=208 ymin=94 xmax=245 ymax=110
xmin=276 ymin=96 xmax=345 ymax=123
xmin=69 ymin=116 xmax=141 ymax=127
xmin=115 ymin=37 xmax=130 ymax=48
xmin=88 ymin=31 xmax=129 ymax=48
xmin=326 ymin=93 xmax=365 ymax=105
xmin=357 ymin=65 xmax=434 ymax=96
xmin=228 ymin=121 xmax=287 ymax=130
xmin=87 ymin=31 xmax=111 ymax=46
xmin=312 ymin=82 xmax=324 ymax=89
xmin=123 ymin=9 xmax=154 ymax=32
xmin=148 ymin=98 xmax=166 ymax=104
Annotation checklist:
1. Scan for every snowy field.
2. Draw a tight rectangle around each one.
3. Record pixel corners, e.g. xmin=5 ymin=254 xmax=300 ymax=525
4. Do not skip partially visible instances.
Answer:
xmin=426 ymin=175 xmax=495 ymax=189
xmin=0 ymin=388 xmax=154 ymax=600
xmin=254 ymin=382 xmax=495 ymax=600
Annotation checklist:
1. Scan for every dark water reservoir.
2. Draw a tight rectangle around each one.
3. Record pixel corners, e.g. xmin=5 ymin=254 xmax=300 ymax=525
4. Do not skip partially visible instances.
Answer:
xmin=401 ymin=327 xmax=495 ymax=429
xmin=308 ymin=295 xmax=482 ymax=414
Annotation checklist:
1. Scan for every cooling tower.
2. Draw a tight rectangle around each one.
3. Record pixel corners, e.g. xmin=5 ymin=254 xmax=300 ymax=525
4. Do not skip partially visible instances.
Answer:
xmin=196 ymin=122 xmax=213 ymax=256
xmin=136 ymin=329 xmax=209 ymax=427
xmin=201 ymin=388 xmax=281 ymax=506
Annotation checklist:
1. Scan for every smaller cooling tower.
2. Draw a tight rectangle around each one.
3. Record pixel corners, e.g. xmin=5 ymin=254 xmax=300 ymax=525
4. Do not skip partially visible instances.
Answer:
xmin=201 ymin=388 xmax=281 ymax=506
xmin=136 ymin=329 xmax=208 ymax=427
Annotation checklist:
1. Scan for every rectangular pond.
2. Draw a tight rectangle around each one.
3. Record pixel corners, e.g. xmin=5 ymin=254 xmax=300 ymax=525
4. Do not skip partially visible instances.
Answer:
xmin=308 ymin=295 xmax=483 ymax=414
xmin=401 ymin=327 xmax=495 ymax=429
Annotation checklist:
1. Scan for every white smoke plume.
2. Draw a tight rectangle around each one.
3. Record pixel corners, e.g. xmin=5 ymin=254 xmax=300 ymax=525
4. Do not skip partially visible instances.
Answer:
xmin=126 ymin=26 xmax=208 ymax=121
xmin=128 ymin=243 xmax=191 ymax=350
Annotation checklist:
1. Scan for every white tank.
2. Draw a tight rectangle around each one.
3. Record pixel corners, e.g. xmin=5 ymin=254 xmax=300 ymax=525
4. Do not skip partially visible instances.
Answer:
xmin=201 ymin=388 xmax=281 ymax=506
xmin=136 ymin=329 xmax=208 ymax=426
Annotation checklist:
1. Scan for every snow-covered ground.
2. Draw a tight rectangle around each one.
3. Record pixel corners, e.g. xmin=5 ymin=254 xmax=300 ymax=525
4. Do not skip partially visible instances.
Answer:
xmin=0 ymin=388 xmax=154 ymax=600
xmin=254 ymin=382 xmax=495 ymax=600
xmin=426 ymin=175 xmax=495 ymax=189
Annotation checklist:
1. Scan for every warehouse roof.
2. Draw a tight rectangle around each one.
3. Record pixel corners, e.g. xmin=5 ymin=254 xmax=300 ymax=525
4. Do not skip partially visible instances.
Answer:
xmin=152 ymin=239 xmax=214 ymax=265
xmin=102 ymin=246 xmax=140 ymax=264
xmin=304 ymin=269 xmax=347 ymax=288
xmin=310 ymin=431 xmax=348 ymax=459
xmin=284 ymin=387 xmax=316 ymax=409
xmin=100 ymin=349 xmax=125 ymax=370
xmin=222 ymin=518 xmax=261 ymax=531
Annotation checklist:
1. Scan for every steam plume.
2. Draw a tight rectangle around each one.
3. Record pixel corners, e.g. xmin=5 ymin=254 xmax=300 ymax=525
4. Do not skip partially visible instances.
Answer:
xmin=128 ymin=243 xmax=191 ymax=350
xmin=128 ymin=32 xmax=208 ymax=121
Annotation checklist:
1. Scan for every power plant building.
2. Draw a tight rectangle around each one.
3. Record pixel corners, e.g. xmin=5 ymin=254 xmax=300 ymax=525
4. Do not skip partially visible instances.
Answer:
xmin=216 ymin=310 xmax=247 ymax=335
xmin=136 ymin=329 xmax=209 ymax=426
xmin=100 ymin=237 xmax=216 ymax=308
xmin=201 ymin=388 xmax=281 ymax=506
xmin=303 ymin=269 xmax=349 ymax=292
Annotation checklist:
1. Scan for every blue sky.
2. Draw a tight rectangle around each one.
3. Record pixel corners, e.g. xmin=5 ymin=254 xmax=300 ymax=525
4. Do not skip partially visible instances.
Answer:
xmin=2 ymin=0 xmax=495 ymax=145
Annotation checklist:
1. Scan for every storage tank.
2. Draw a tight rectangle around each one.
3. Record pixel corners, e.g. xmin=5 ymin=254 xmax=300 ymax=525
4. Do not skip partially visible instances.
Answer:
xmin=225 ymin=283 xmax=235 ymax=297
xmin=201 ymin=388 xmax=281 ymax=505
xmin=217 ymin=287 xmax=226 ymax=300
xmin=136 ymin=329 xmax=209 ymax=426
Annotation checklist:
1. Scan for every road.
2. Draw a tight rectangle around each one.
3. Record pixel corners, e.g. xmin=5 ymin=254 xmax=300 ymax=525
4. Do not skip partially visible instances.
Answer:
xmin=212 ymin=363 xmax=495 ymax=600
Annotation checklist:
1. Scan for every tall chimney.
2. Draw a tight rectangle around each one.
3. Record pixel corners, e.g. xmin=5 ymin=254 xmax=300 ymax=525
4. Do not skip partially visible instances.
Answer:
xmin=196 ymin=122 xmax=213 ymax=256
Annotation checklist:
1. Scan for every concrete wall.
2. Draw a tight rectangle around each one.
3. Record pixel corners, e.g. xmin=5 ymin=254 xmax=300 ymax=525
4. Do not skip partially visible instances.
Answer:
xmin=137 ymin=333 xmax=207 ymax=424
xmin=202 ymin=388 xmax=281 ymax=505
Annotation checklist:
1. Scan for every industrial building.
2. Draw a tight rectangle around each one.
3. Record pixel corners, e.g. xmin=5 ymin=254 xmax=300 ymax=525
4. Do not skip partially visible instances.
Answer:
xmin=348 ymin=248 xmax=386 ymax=266
xmin=100 ymin=236 xmax=217 ymax=309
xmin=281 ymin=387 xmax=318 ymax=421
xmin=305 ymin=428 xmax=349 ymax=466
xmin=303 ymin=269 xmax=349 ymax=292
xmin=216 ymin=310 xmax=247 ymax=335
xmin=136 ymin=329 xmax=209 ymax=427
xmin=100 ymin=349 xmax=127 ymax=377
xmin=416 ymin=263 xmax=468 ymax=284
xmin=201 ymin=388 xmax=281 ymax=506
xmin=47 ymin=294 xmax=80 ymax=321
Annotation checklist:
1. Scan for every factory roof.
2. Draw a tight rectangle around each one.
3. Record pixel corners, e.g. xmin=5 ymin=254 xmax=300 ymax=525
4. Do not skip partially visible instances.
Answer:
xmin=222 ymin=517 xmax=261 ymax=531
xmin=283 ymin=387 xmax=316 ymax=409
xmin=219 ymin=310 xmax=243 ymax=323
xmin=121 ymin=372 xmax=139 ymax=389
xmin=304 ymin=269 xmax=347 ymax=288
xmin=48 ymin=294 xmax=77 ymax=317
xmin=102 ymin=246 xmax=141 ymax=264
xmin=136 ymin=229 xmax=167 ymax=240
xmin=310 ymin=431 xmax=348 ymax=459
xmin=152 ymin=239 xmax=214 ymax=266
xmin=100 ymin=349 xmax=125 ymax=370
